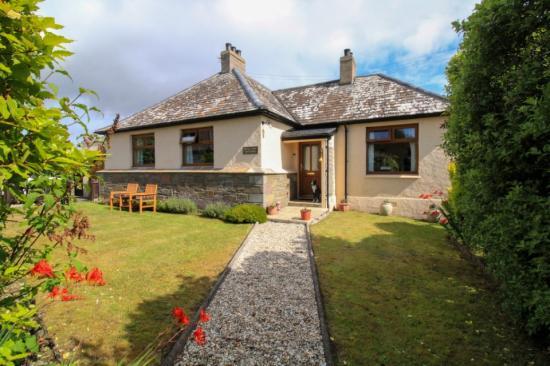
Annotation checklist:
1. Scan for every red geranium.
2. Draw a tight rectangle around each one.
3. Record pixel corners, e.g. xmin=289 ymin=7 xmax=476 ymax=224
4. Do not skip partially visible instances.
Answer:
xmin=30 ymin=259 xmax=55 ymax=278
xmin=47 ymin=286 xmax=62 ymax=299
xmin=193 ymin=326 xmax=206 ymax=346
xmin=199 ymin=308 xmax=210 ymax=323
xmin=172 ymin=306 xmax=189 ymax=325
xmin=86 ymin=267 xmax=106 ymax=286
xmin=439 ymin=217 xmax=449 ymax=225
xmin=66 ymin=266 xmax=84 ymax=282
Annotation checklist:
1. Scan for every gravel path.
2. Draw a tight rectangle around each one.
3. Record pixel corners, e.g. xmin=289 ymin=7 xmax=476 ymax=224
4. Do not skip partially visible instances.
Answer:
xmin=175 ymin=222 xmax=327 ymax=365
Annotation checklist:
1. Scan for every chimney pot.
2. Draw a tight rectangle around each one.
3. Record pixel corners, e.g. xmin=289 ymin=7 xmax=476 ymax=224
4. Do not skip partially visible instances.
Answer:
xmin=221 ymin=43 xmax=246 ymax=73
xmin=340 ymin=48 xmax=356 ymax=85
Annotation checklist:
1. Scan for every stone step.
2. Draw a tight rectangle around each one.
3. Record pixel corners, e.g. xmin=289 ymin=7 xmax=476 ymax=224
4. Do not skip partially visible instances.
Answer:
xmin=288 ymin=200 xmax=322 ymax=208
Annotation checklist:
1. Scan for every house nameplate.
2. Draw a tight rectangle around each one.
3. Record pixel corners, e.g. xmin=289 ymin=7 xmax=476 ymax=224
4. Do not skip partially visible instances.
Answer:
xmin=242 ymin=146 xmax=258 ymax=155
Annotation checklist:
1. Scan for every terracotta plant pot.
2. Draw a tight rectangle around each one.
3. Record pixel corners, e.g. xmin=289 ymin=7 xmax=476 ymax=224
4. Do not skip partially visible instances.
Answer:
xmin=300 ymin=209 xmax=312 ymax=221
xmin=380 ymin=202 xmax=393 ymax=216
xmin=266 ymin=206 xmax=278 ymax=215
xmin=338 ymin=202 xmax=350 ymax=212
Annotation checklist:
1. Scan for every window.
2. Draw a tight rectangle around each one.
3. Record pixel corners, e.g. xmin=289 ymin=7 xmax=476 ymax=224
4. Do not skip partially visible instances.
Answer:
xmin=366 ymin=124 xmax=418 ymax=174
xmin=181 ymin=127 xmax=213 ymax=166
xmin=132 ymin=134 xmax=155 ymax=167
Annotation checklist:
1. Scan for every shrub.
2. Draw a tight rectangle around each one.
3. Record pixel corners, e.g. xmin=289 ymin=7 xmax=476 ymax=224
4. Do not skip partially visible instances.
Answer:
xmin=224 ymin=204 xmax=267 ymax=224
xmin=445 ymin=0 xmax=549 ymax=335
xmin=158 ymin=198 xmax=197 ymax=214
xmin=202 ymin=202 xmax=230 ymax=219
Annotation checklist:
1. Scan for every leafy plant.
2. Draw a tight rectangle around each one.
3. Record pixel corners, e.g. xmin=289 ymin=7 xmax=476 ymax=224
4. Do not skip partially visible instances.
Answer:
xmin=201 ymin=202 xmax=230 ymax=219
xmin=224 ymin=204 xmax=267 ymax=224
xmin=157 ymin=198 xmax=197 ymax=214
xmin=0 ymin=0 xmax=106 ymax=362
xmin=444 ymin=0 xmax=549 ymax=336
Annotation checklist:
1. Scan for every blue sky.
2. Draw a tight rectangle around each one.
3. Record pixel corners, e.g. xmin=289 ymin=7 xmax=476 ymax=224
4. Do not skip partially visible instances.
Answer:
xmin=39 ymin=0 xmax=477 ymax=137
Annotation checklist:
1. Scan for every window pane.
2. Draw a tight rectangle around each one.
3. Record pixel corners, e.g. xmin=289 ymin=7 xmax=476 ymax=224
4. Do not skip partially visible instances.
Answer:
xmin=135 ymin=137 xmax=144 ymax=147
xmin=144 ymin=136 xmax=155 ymax=146
xmin=182 ymin=132 xmax=197 ymax=144
xmin=302 ymin=146 xmax=311 ymax=170
xmin=311 ymin=145 xmax=320 ymax=171
xmin=368 ymin=129 xmax=390 ymax=140
xmin=134 ymin=148 xmax=154 ymax=165
xmin=198 ymin=128 xmax=212 ymax=143
xmin=367 ymin=142 xmax=416 ymax=172
xmin=394 ymin=127 xmax=416 ymax=139
xmin=183 ymin=144 xmax=213 ymax=165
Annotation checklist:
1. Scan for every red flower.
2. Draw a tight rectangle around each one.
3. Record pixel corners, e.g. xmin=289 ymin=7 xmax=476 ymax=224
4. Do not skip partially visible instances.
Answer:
xmin=193 ymin=327 xmax=206 ymax=346
xmin=199 ymin=308 xmax=210 ymax=323
xmin=86 ymin=268 xmax=106 ymax=286
xmin=172 ymin=306 xmax=190 ymax=325
xmin=419 ymin=193 xmax=433 ymax=199
xmin=60 ymin=288 xmax=79 ymax=301
xmin=47 ymin=286 xmax=62 ymax=299
xmin=431 ymin=210 xmax=440 ymax=217
xmin=47 ymin=286 xmax=78 ymax=301
xmin=30 ymin=259 xmax=55 ymax=278
xmin=66 ymin=267 xmax=84 ymax=282
xmin=439 ymin=217 xmax=449 ymax=225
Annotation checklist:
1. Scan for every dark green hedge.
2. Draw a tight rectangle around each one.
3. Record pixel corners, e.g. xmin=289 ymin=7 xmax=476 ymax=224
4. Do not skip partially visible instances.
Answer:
xmin=224 ymin=204 xmax=267 ymax=224
xmin=445 ymin=0 xmax=549 ymax=336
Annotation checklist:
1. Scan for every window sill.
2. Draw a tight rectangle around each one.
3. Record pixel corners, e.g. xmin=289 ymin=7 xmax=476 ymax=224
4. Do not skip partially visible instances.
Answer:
xmin=365 ymin=174 xmax=420 ymax=179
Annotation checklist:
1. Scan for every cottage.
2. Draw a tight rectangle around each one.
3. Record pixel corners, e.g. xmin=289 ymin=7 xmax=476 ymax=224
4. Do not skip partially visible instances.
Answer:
xmin=96 ymin=44 xmax=449 ymax=218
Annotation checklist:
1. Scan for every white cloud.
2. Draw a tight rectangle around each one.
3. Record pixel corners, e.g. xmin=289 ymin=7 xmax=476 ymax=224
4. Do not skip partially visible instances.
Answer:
xmin=39 ymin=0 xmax=477 ymax=134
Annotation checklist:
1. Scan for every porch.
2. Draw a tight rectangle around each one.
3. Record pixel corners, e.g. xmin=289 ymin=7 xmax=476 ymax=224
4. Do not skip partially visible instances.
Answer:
xmin=280 ymin=127 xmax=337 ymax=210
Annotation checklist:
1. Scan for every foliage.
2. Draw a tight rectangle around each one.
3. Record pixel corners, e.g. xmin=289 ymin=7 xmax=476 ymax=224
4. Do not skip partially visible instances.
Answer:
xmin=0 ymin=0 xmax=103 ymax=363
xmin=201 ymin=202 xmax=230 ymax=219
xmin=224 ymin=204 xmax=267 ymax=224
xmin=157 ymin=198 xmax=197 ymax=214
xmin=444 ymin=0 xmax=549 ymax=336
xmin=311 ymin=212 xmax=549 ymax=365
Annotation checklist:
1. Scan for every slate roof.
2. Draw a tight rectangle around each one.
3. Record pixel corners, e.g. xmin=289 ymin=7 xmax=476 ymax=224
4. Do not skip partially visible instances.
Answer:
xmin=96 ymin=71 xmax=447 ymax=133
xmin=273 ymin=74 xmax=448 ymax=126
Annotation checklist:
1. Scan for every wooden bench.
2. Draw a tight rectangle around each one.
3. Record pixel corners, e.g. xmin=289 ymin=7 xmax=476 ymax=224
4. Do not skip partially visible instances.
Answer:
xmin=110 ymin=183 xmax=139 ymax=210
xmin=133 ymin=184 xmax=158 ymax=214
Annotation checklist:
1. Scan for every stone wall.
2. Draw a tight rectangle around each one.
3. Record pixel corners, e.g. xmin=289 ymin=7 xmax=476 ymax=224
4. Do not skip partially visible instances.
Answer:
xmin=98 ymin=171 xmax=293 ymax=208
xmin=263 ymin=173 xmax=296 ymax=207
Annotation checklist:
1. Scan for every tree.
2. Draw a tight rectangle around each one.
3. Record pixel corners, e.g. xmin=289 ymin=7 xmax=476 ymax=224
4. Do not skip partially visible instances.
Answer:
xmin=445 ymin=0 xmax=549 ymax=336
xmin=0 ymin=0 xmax=103 ymax=362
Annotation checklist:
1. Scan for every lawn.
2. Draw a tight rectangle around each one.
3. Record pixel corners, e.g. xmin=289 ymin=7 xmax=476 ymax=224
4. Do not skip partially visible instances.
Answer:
xmin=311 ymin=211 xmax=548 ymax=365
xmin=31 ymin=202 xmax=250 ymax=365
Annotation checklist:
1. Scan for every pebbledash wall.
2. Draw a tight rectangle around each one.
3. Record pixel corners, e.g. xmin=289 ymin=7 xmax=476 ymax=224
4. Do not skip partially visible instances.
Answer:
xmin=98 ymin=115 xmax=297 ymax=208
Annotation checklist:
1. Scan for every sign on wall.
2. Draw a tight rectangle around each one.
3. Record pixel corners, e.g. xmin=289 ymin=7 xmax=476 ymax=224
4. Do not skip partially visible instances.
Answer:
xmin=242 ymin=146 xmax=258 ymax=155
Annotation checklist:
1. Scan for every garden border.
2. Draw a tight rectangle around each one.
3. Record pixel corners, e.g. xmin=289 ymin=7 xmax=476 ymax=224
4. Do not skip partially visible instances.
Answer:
xmin=305 ymin=223 xmax=336 ymax=366
xmin=161 ymin=222 xmax=257 ymax=365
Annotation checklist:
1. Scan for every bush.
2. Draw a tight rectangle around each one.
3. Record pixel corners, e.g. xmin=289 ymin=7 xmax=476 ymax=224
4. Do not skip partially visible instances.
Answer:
xmin=202 ymin=202 xmax=231 ymax=219
xmin=224 ymin=204 xmax=267 ymax=224
xmin=445 ymin=0 xmax=549 ymax=336
xmin=157 ymin=198 xmax=197 ymax=214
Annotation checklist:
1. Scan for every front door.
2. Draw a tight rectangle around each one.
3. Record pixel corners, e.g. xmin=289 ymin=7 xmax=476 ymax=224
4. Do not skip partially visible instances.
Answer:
xmin=299 ymin=142 xmax=322 ymax=199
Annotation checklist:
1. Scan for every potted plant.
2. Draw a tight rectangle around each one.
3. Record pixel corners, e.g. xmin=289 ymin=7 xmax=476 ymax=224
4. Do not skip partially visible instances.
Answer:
xmin=337 ymin=199 xmax=350 ymax=212
xmin=300 ymin=208 xmax=312 ymax=221
xmin=380 ymin=199 xmax=393 ymax=216
xmin=266 ymin=204 xmax=278 ymax=215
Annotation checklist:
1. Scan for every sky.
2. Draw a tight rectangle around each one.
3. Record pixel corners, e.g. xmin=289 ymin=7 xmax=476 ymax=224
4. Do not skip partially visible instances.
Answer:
xmin=39 ymin=0 xmax=478 ymax=136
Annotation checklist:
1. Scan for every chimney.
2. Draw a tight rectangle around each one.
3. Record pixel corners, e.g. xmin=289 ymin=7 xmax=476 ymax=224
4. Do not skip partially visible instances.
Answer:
xmin=221 ymin=42 xmax=246 ymax=73
xmin=339 ymin=48 xmax=356 ymax=85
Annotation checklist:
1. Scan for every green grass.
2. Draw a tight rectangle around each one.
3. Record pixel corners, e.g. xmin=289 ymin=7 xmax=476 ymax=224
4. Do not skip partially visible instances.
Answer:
xmin=311 ymin=211 xmax=548 ymax=366
xmin=35 ymin=202 xmax=250 ymax=365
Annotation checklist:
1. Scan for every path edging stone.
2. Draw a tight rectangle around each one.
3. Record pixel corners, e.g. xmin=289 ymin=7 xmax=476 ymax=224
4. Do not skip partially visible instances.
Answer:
xmin=305 ymin=224 xmax=336 ymax=366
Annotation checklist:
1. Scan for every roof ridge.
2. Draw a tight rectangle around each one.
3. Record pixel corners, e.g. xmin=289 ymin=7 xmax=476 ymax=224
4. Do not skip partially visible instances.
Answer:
xmin=373 ymin=73 xmax=448 ymax=101
xmin=273 ymin=78 xmax=340 ymax=93
xmin=232 ymin=69 xmax=265 ymax=109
